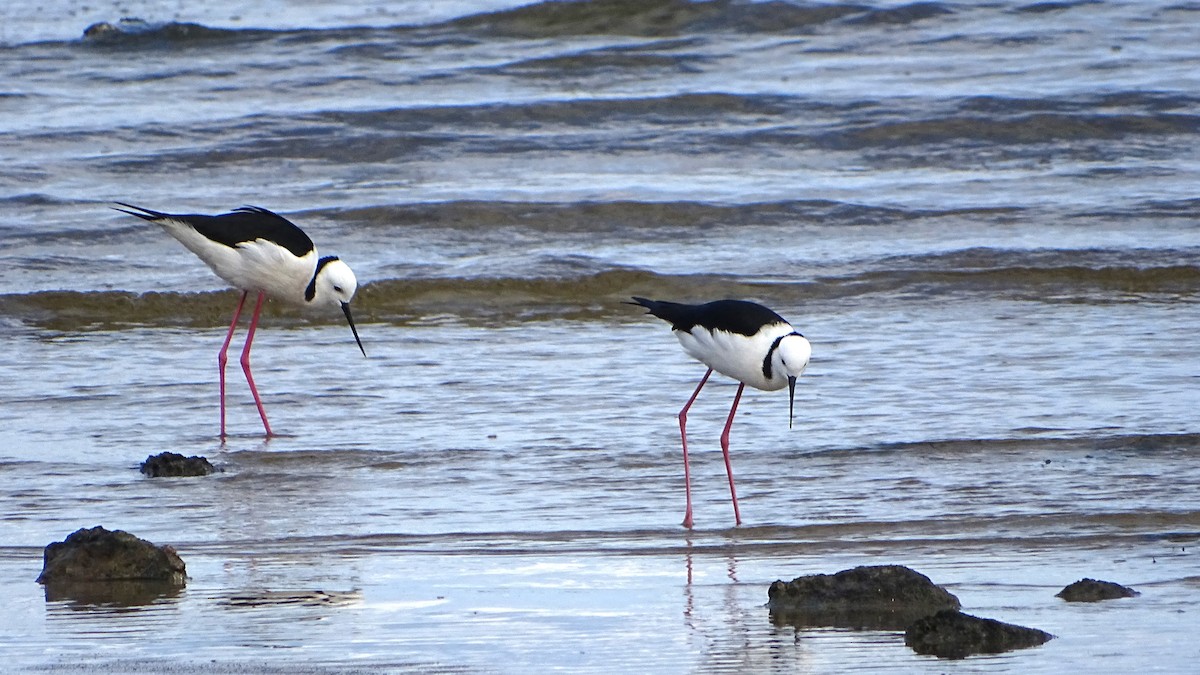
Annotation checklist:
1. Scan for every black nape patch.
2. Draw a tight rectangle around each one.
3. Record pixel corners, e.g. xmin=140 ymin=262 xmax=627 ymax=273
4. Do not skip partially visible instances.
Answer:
xmin=305 ymin=255 xmax=341 ymax=302
xmin=762 ymin=331 xmax=802 ymax=379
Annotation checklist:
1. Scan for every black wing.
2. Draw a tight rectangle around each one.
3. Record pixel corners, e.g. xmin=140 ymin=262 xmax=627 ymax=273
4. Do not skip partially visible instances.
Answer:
xmin=629 ymin=296 xmax=787 ymax=337
xmin=114 ymin=202 xmax=315 ymax=258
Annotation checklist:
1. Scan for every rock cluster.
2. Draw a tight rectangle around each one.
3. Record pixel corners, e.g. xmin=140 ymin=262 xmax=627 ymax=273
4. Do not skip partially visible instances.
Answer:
xmin=140 ymin=451 xmax=216 ymax=477
xmin=769 ymin=564 xmax=1058 ymax=659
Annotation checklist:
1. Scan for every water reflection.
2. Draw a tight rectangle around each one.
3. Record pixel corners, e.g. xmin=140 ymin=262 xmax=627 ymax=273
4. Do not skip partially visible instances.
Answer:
xmin=220 ymin=588 xmax=362 ymax=609
xmin=43 ymin=579 xmax=184 ymax=611
xmin=684 ymin=534 xmax=809 ymax=673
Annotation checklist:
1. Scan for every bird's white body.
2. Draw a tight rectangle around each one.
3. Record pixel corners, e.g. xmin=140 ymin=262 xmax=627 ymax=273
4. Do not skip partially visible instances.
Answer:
xmin=158 ymin=217 xmax=321 ymax=305
xmin=676 ymin=321 xmax=810 ymax=391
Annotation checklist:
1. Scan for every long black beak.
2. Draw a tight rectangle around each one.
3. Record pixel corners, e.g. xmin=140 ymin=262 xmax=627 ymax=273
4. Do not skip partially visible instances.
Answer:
xmin=788 ymin=376 xmax=797 ymax=429
xmin=342 ymin=302 xmax=366 ymax=357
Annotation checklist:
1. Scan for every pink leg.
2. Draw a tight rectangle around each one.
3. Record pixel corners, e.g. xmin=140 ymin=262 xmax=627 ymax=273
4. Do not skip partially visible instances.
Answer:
xmin=218 ymin=291 xmax=249 ymax=439
xmin=240 ymin=291 xmax=273 ymax=437
xmin=678 ymin=368 xmax=713 ymax=529
xmin=720 ymin=383 xmax=745 ymax=526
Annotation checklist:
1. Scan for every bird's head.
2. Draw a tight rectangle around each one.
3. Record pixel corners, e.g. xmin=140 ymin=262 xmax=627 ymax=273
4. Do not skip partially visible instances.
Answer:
xmin=312 ymin=257 xmax=358 ymax=306
xmin=309 ymin=256 xmax=365 ymax=357
xmin=773 ymin=333 xmax=811 ymax=429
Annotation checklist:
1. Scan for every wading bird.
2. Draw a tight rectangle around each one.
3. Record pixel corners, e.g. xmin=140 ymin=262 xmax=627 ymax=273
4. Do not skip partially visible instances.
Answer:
xmin=629 ymin=296 xmax=810 ymax=528
xmin=115 ymin=202 xmax=365 ymax=438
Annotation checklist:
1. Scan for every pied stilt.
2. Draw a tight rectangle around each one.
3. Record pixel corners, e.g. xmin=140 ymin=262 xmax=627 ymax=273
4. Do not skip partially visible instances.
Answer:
xmin=115 ymin=202 xmax=365 ymax=439
xmin=630 ymin=296 xmax=811 ymax=528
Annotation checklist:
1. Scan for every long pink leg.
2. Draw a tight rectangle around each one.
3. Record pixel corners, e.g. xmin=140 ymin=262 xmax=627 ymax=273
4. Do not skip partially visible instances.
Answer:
xmin=720 ymin=383 xmax=745 ymax=526
xmin=240 ymin=291 xmax=273 ymax=437
xmin=678 ymin=368 xmax=713 ymax=529
xmin=217 ymin=291 xmax=249 ymax=439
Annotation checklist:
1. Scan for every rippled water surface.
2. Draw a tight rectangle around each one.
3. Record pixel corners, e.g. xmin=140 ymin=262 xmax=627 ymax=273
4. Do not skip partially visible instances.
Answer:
xmin=1 ymin=0 xmax=1199 ymax=672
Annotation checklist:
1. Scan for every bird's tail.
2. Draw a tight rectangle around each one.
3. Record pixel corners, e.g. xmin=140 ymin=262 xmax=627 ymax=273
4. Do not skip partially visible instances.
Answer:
xmin=112 ymin=202 xmax=169 ymax=221
xmin=627 ymin=296 xmax=695 ymax=330
xmin=627 ymin=296 xmax=665 ymax=315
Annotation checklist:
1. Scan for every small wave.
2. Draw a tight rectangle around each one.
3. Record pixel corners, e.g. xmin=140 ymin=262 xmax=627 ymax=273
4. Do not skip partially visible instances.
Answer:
xmin=844 ymin=2 xmax=953 ymax=26
xmin=0 ymin=270 xmax=823 ymax=330
xmin=69 ymin=0 xmax=960 ymax=51
xmin=88 ymin=88 xmax=1200 ymax=171
xmin=1014 ymin=1 xmax=1095 ymax=15
xmin=323 ymin=198 xmax=944 ymax=232
xmin=100 ymin=91 xmax=813 ymax=169
xmin=0 ymin=193 xmax=67 ymax=207
xmin=310 ymin=92 xmax=794 ymax=132
xmin=827 ymin=112 xmax=1200 ymax=149
xmin=832 ymin=263 xmax=1200 ymax=303
xmin=958 ymin=91 xmax=1200 ymax=116
xmin=861 ymin=432 xmax=1200 ymax=457
xmin=446 ymin=0 xmax=951 ymax=38
xmin=373 ymin=257 xmax=1200 ymax=312
xmin=448 ymin=0 xmax=837 ymax=38
xmin=490 ymin=38 xmax=710 ymax=77
xmin=80 ymin=18 xmax=255 ymax=46
xmin=357 ymin=269 xmax=774 ymax=323
xmin=4 ymin=254 xmax=1197 ymax=330
xmin=1082 ymin=197 xmax=1200 ymax=221
xmin=0 ymin=289 xmax=246 ymax=330
xmin=69 ymin=0 xmax=952 ymax=50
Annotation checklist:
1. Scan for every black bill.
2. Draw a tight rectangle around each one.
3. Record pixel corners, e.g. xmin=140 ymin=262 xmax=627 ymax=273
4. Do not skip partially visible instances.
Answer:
xmin=788 ymin=375 xmax=796 ymax=429
xmin=342 ymin=302 xmax=366 ymax=357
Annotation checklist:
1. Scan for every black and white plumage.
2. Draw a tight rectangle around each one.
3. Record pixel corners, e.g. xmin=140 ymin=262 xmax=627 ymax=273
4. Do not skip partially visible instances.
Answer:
xmin=115 ymin=202 xmax=365 ymax=439
xmin=630 ymin=296 xmax=811 ymax=528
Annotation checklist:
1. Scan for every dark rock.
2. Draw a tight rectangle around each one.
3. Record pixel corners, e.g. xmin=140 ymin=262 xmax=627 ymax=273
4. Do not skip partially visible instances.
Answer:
xmin=82 ymin=21 xmax=126 ymax=40
xmin=37 ymin=526 xmax=186 ymax=585
xmin=140 ymin=451 xmax=215 ymax=477
xmin=1056 ymin=578 xmax=1139 ymax=602
xmin=767 ymin=564 xmax=961 ymax=630
xmin=83 ymin=18 xmax=227 ymax=44
xmin=905 ymin=609 xmax=1053 ymax=659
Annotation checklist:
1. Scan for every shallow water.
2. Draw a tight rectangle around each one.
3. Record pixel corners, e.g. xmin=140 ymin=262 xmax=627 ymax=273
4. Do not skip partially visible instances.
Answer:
xmin=2 ymin=0 xmax=1199 ymax=672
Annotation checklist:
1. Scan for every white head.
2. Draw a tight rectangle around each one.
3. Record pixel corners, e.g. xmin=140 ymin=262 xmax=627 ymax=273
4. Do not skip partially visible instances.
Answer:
xmin=771 ymin=333 xmax=811 ymax=428
xmin=307 ymin=256 xmax=365 ymax=356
